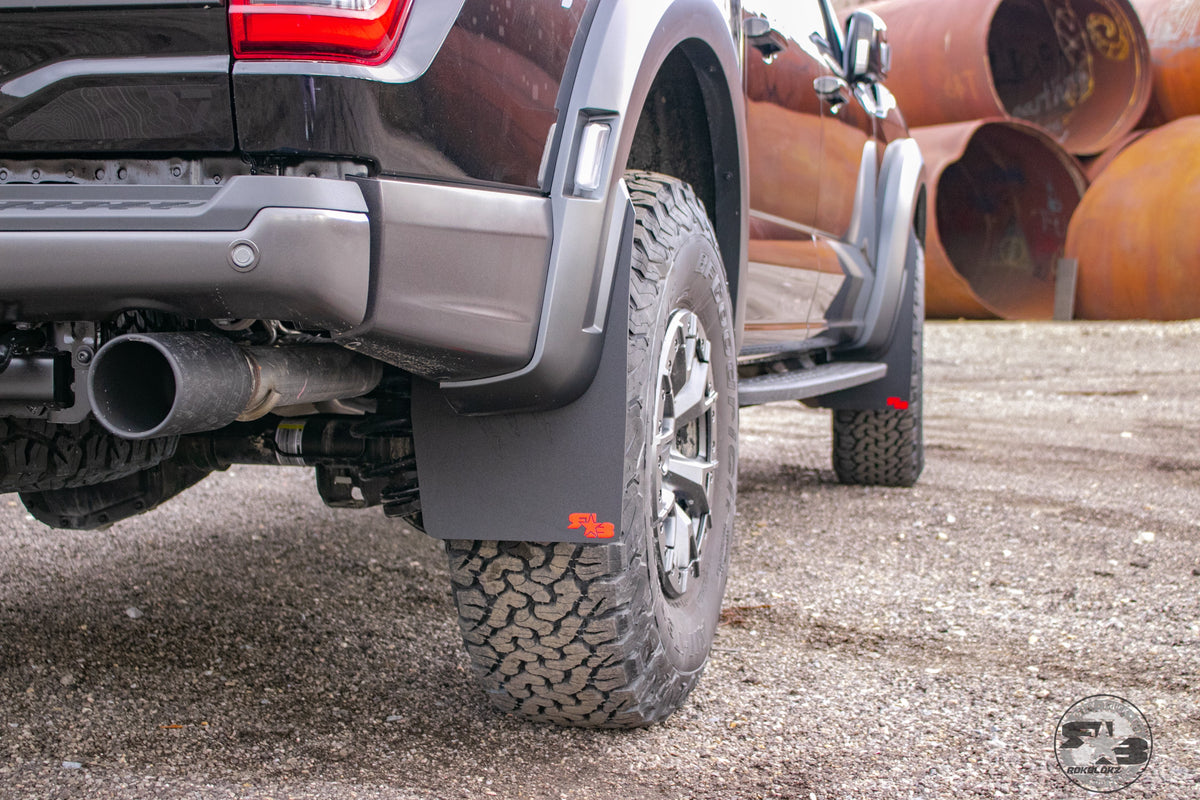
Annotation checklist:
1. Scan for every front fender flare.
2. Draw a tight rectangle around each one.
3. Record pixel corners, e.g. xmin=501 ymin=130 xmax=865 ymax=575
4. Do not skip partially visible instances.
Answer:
xmin=852 ymin=136 xmax=925 ymax=353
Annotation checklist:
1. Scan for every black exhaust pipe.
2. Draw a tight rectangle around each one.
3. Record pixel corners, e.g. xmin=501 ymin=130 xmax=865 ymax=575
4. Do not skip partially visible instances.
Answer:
xmin=88 ymin=333 xmax=382 ymax=440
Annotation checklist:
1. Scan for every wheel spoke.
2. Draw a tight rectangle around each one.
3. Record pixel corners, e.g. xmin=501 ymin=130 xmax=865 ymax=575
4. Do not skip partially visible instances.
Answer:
xmin=657 ymin=486 xmax=675 ymax=524
xmin=672 ymin=358 xmax=714 ymax=427
xmin=663 ymin=504 xmax=691 ymax=591
xmin=654 ymin=418 xmax=674 ymax=474
xmin=664 ymin=451 xmax=715 ymax=516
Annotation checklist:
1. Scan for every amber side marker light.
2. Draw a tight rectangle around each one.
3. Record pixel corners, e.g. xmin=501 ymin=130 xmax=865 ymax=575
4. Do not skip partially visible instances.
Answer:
xmin=229 ymin=0 xmax=413 ymax=66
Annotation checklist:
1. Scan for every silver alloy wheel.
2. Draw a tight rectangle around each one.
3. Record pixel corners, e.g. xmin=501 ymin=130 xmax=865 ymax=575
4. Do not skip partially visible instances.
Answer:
xmin=653 ymin=308 xmax=718 ymax=599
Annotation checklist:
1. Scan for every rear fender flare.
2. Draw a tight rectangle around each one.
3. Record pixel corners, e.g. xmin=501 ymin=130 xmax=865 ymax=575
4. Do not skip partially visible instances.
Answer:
xmin=436 ymin=0 xmax=748 ymax=415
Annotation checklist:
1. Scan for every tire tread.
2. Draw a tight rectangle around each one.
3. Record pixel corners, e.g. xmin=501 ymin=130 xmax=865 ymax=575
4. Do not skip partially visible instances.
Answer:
xmin=832 ymin=235 xmax=924 ymax=487
xmin=446 ymin=173 xmax=731 ymax=727
xmin=0 ymin=418 xmax=177 ymax=494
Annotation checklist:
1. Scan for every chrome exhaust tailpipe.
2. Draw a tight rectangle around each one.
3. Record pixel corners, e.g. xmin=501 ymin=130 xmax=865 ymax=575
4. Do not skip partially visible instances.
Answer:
xmin=88 ymin=333 xmax=382 ymax=440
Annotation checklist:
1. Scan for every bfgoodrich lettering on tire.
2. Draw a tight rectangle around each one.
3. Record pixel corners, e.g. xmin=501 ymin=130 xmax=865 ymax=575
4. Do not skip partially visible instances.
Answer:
xmin=446 ymin=172 xmax=738 ymax=727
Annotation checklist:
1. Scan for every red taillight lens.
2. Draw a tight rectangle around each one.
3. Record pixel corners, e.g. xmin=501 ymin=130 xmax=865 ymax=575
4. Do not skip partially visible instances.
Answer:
xmin=229 ymin=0 xmax=412 ymax=66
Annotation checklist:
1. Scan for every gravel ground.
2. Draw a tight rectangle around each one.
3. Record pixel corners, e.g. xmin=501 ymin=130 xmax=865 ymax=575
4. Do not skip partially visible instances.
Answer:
xmin=1 ymin=320 xmax=1198 ymax=799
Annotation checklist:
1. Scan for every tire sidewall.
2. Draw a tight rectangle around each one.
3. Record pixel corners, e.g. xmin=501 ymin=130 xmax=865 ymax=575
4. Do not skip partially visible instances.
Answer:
xmin=909 ymin=231 xmax=925 ymax=478
xmin=629 ymin=221 xmax=738 ymax=676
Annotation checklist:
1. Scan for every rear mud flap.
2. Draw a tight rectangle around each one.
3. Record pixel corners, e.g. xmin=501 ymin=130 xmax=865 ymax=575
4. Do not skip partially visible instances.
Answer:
xmin=412 ymin=208 xmax=633 ymax=544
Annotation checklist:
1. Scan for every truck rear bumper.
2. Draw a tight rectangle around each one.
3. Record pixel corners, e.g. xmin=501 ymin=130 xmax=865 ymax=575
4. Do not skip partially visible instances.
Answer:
xmin=344 ymin=178 xmax=553 ymax=386
xmin=0 ymin=177 xmax=372 ymax=331
xmin=0 ymin=174 xmax=566 ymax=407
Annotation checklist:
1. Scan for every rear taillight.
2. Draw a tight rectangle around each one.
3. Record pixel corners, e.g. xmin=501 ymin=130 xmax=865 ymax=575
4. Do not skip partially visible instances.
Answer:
xmin=229 ymin=0 xmax=413 ymax=66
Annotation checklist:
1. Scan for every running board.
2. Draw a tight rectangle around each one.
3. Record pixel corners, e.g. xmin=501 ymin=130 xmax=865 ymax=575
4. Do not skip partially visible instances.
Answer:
xmin=738 ymin=361 xmax=887 ymax=407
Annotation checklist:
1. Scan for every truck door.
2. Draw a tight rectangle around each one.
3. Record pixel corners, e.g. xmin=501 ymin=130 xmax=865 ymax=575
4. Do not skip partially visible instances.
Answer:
xmin=813 ymin=0 xmax=878 ymax=244
xmin=812 ymin=0 xmax=893 ymax=338
xmin=742 ymin=1 xmax=843 ymax=348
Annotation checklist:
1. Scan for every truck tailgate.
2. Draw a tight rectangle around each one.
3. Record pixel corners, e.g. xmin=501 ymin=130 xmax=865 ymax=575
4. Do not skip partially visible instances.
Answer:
xmin=0 ymin=0 xmax=234 ymax=154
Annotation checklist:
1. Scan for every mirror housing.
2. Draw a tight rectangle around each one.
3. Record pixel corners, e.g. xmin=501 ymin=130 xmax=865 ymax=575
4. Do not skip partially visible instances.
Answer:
xmin=843 ymin=10 xmax=890 ymax=82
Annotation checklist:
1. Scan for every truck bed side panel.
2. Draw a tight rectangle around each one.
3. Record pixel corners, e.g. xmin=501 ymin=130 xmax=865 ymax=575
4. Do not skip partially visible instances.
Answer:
xmin=232 ymin=0 xmax=587 ymax=188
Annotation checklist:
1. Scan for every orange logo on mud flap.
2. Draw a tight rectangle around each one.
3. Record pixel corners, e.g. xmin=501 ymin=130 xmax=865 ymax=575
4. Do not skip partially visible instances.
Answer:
xmin=886 ymin=397 xmax=909 ymax=410
xmin=568 ymin=513 xmax=615 ymax=539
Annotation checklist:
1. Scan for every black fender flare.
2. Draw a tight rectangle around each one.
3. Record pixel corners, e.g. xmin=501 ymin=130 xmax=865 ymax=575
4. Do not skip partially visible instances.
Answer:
xmin=436 ymin=0 xmax=748 ymax=415
xmin=854 ymin=137 xmax=925 ymax=353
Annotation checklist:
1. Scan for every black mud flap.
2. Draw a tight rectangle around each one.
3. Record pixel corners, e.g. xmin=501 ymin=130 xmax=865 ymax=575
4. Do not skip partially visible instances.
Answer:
xmin=813 ymin=234 xmax=920 ymax=411
xmin=411 ymin=208 xmax=633 ymax=545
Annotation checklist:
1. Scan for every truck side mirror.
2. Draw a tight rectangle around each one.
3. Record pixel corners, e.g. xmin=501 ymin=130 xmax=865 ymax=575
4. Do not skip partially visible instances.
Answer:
xmin=843 ymin=10 xmax=890 ymax=83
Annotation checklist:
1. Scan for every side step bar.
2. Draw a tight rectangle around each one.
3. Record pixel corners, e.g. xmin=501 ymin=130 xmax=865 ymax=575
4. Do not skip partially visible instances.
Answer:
xmin=738 ymin=361 xmax=887 ymax=407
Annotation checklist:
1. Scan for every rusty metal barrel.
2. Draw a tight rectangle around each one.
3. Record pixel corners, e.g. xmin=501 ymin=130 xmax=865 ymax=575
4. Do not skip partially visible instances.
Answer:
xmin=868 ymin=0 xmax=1153 ymax=155
xmin=1130 ymin=0 xmax=1200 ymax=124
xmin=1079 ymin=129 xmax=1148 ymax=181
xmin=914 ymin=120 xmax=1089 ymax=319
xmin=1066 ymin=116 xmax=1200 ymax=320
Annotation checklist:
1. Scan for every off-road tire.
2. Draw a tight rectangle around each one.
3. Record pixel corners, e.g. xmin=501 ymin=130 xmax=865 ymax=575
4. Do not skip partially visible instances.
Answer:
xmin=21 ymin=457 xmax=211 ymax=530
xmin=0 ymin=418 xmax=177 ymax=494
xmin=832 ymin=232 xmax=924 ymax=487
xmin=446 ymin=172 xmax=738 ymax=727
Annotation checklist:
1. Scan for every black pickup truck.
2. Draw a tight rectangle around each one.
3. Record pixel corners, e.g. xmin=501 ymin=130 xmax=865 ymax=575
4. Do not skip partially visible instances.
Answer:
xmin=0 ymin=0 xmax=925 ymax=727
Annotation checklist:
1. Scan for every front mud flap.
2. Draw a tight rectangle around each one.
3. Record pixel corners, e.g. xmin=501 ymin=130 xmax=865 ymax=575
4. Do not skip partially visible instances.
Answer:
xmin=814 ymin=232 xmax=921 ymax=411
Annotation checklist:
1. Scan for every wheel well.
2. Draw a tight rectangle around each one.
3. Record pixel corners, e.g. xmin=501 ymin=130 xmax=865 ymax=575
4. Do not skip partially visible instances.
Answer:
xmin=626 ymin=43 xmax=744 ymax=306
xmin=627 ymin=49 xmax=716 ymax=228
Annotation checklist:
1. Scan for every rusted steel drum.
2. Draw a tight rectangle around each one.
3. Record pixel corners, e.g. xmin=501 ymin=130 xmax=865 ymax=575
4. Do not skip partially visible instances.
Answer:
xmin=867 ymin=0 xmax=1153 ymax=155
xmin=1066 ymin=116 xmax=1200 ymax=319
xmin=1079 ymin=128 xmax=1148 ymax=181
xmin=1130 ymin=0 xmax=1200 ymax=124
xmin=913 ymin=120 xmax=1089 ymax=319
